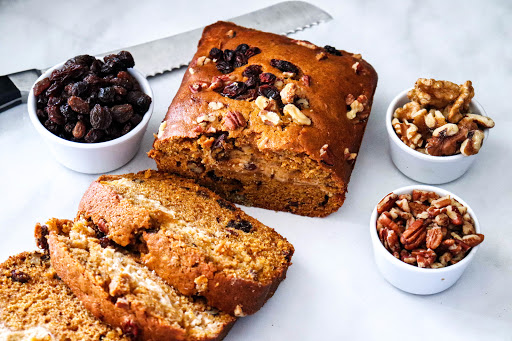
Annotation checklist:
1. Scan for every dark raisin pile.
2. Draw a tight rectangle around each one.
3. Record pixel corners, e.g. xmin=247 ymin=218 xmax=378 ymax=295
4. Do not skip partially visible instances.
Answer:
xmin=209 ymin=44 xmax=261 ymax=74
xmin=33 ymin=51 xmax=152 ymax=143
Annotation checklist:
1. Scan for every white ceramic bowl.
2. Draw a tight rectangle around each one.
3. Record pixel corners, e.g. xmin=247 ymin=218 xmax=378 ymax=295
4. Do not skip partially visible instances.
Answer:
xmin=369 ymin=185 xmax=482 ymax=295
xmin=28 ymin=61 xmax=154 ymax=174
xmin=386 ymin=89 xmax=489 ymax=184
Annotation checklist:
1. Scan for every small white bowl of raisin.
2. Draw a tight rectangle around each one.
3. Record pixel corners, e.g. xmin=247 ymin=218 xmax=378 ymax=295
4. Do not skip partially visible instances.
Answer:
xmin=28 ymin=51 xmax=153 ymax=174
xmin=369 ymin=185 xmax=484 ymax=295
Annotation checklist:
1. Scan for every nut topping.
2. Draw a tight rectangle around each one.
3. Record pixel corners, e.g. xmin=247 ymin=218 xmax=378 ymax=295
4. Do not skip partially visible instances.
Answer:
xmin=346 ymin=99 xmax=364 ymax=120
xmin=258 ymin=110 xmax=281 ymax=126
xmin=283 ymin=104 xmax=311 ymax=125
xmin=223 ymin=111 xmax=246 ymax=131
xmin=208 ymin=101 xmax=225 ymax=110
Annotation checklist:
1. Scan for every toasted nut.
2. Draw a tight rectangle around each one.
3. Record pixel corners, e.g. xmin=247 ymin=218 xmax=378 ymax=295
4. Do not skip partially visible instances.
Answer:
xmin=280 ymin=83 xmax=299 ymax=104
xmin=461 ymin=234 xmax=484 ymax=247
xmin=208 ymin=101 xmax=225 ymax=110
xmin=283 ymin=104 xmax=311 ymax=125
xmin=296 ymin=98 xmax=310 ymax=109
xmin=433 ymin=123 xmax=459 ymax=137
xmin=196 ymin=56 xmax=211 ymax=66
xmin=401 ymin=219 xmax=426 ymax=250
xmin=258 ymin=110 xmax=281 ymax=126
xmin=460 ymin=130 xmax=485 ymax=156
xmin=316 ymin=51 xmax=328 ymax=60
xmin=426 ymin=226 xmax=443 ymax=249
xmin=463 ymin=114 xmax=495 ymax=128
xmin=347 ymin=100 xmax=364 ymax=120
xmin=377 ymin=193 xmax=398 ymax=214
xmin=431 ymin=196 xmax=452 ymax=208
xmin=343 ymin=148 xmax=357 ymax=161
xmin=254 ymin=96 xmax=271 ymax=110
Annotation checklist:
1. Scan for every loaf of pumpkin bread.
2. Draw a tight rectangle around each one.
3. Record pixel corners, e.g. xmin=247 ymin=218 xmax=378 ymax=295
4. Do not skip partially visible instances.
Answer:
xmin=149 ymin=21 xmax=378 ymax=217
xmin=0 ymin=251 xmax=130 ymax=341
xmin=39 ymin=218 xmax=236 ymax=341
xmin=77 ymin=170 xmax=294 ymax=316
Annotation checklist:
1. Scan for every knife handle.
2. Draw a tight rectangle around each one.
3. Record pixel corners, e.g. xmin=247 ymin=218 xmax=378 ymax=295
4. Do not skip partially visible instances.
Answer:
xmin=0 ymin=69 xmax=41 ymax=113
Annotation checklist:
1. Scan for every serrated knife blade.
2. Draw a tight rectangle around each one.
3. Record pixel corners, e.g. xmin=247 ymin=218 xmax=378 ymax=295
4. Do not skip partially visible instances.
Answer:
xmin=0 ymin=1 xmax=331 ymax=112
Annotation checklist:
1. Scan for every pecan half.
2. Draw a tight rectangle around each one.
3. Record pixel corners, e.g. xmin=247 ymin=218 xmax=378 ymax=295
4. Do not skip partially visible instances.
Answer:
xmin=426 ymin=226 xmax=443 ymax=249
xmin=377 ymin=193 xmax=398 ymax=214
xmin=223 ymin=111 xmax=246 ymax=131
xmin=400 ymin=219 xmax=426 ymax=250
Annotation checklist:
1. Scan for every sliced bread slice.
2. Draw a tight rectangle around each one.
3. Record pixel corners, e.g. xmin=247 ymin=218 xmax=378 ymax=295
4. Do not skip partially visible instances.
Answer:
xmin=39 ymin=218 xmax=235 ymax=341
xmin=77 ymin=170 xmax=294 ymax=315
xmin=0 ymin=251 xmax=130 ymax=341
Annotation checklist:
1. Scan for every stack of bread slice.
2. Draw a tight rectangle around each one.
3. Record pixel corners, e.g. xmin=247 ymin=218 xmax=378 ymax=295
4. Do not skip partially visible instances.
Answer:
xmin=0 ymin=170 xmax=294 ymax=340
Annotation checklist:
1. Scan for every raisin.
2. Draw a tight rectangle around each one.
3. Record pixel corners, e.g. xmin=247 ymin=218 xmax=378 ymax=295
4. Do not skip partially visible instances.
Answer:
xmin=126 ymin=91 xmax=151 ymax=113
xmin=65 ymin=54 xmax=95 ymax=67
xmin=11 ymin=270 xmax=31 ymax=283
xmin=90 ymin=60 xmax=103 ymax=74
xmin=244 ymin=75 xmax=258 ymax=88
xmin=270 ymin=59 xmax=299 ymax=74
xmin=217 ymin=198 xmax=236 ymax=211
xmin=221 ymin=82 xmax=247 ymax=98
xmin=235 ymin=88 xmax=257 ymax=101
xmin=45 ymin=82 xmax=61 ymax=97
xmin=216 ymin=60 xmax=234 ymax=74
xmin=259 ymin=72 xmax=276 ymax=84
xmin=117 ymin=51 xmax=135 ymax=68
xmin=47 ymin=106 xmax=65 ymax=125
xmin=98 ymin=87 xmax=116 ymax=103
xmin=87 ymin=92 xmax=99 ymax=106
xmin=121 ymin=122 xmax=133 ymax=135
xmin=242 ymin=64 xmax=263 ymax=78
xmin=196 ymin=190 xmax=210 ymax=198
xmin=83 ymin=74 xmax=103 ymax=86
xmin=258 ymin=84 xmax=280 ymax=100
xmin=36 ymin=109 xmax=46 ymax=120
xmin=207 ymin=170 xmax=222 ymax=181
xmin=212 ymin=133 xmax=227 ymax=150
xmin=44 ymin=119 xmax=60 ymax=134
xmin=72 ymin=121 xmax=87 ymax=139
xmin=233 ymin=52 xmax=248 ymax=68
xmin=244 ymin=163 xmax=257 ymax=170
xmin=111 ymin=104 xmax=134 ymax=123
xmin=70 ymin=81 xmax=89 ymax=97
xmin=68 ymin=96 xmax=89 ymax=114
xmin=50 ymin=64 xmax=85 ymax=83
xmin=226 ymin=219 xmax=253 ymax=233
xmin=36 ymin=224 xmax=49 ymax=251
xmin=47 ymin=96 xmax=63 ymax=106
xmin=84 ymin=128 xmax=104 ymax=143
xmin=101 ymin=55 xmax=124 ymax=74
xmin=209 ymin=47 xmax=223 ymax=60
xmin=99 ymin=237 xmax=114 ymax=248
xmin=245 ymin=46 xmax=261 ymax=58
xmin=121 ymin=320 xmax=141 ymax=340
xmin=36 ymin=94 xmax=48 ymax=109
xmin=324 ymin=45 xmax=342 ymax=56
xmin=33 ymin=78 xmax=51 ymax=96
xmin=112 ymin=71 xmax=134 ymax=89
xmin=90 ymin=104 xmax=112 ymax=130
xmin=223 ymin=49 xmax=235 ymax=63
xmin=113 ymin=85 xmax=127 ymax=96
xmin=130 ymin=114 xmax=143 ymax=126
xmin=235 ymin=44 xmax=249 ymax=54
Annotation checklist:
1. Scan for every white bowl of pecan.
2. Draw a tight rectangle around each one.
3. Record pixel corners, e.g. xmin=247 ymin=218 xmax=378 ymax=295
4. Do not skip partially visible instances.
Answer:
xmin=370 ymin=185 xmax=484 ymax=295
xmin=386 ymin=79 xmax=494 ymax=184
xmin=27 ymin=52 xmax=153 ymax=174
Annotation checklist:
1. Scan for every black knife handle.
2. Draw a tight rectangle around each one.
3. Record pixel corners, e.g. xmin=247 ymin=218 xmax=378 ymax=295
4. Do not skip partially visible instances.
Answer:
xmin=0 ymin=69 xmax=41 ymax=113
xmin=0 ymin=76 xmax=22 ymax=113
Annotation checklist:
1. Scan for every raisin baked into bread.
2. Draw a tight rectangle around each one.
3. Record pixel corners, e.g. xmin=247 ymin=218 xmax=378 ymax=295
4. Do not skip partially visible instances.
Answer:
xmin=149 ymin=21 xmax=378 ymax=217
xmin=0 ymin=251 xmax=130 ymax=341
xmin=77 ymin=170 xmax=294 ymax=316
xmin=38 ymin=218 xmax=236 ymax=341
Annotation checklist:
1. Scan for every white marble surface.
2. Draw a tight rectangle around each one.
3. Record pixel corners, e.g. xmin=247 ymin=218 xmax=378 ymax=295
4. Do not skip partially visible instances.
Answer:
xmin=0 ymin=0 xmax=511 ymax=340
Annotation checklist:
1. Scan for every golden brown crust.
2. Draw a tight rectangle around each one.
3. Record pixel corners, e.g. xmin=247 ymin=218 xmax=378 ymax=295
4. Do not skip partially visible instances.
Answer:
xmin=77 ymin=170 xmax=294 ymax=315
xmin=149 ymin=21 xmax=378 ymax=216
xmin=44 ymin=218 xmax=235 ymax=341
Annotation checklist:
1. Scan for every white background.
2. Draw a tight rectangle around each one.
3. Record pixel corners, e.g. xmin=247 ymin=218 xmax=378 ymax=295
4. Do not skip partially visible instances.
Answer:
xmin=0 ymin=1 xmax=510 ymax=340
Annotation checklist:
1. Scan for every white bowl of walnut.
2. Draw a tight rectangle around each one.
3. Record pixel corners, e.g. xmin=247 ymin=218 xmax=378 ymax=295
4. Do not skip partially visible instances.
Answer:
xmin=369 ymin=185 xmax=484 ymax=295
xmin=386 ymin=79 xmax=495 ymax=184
